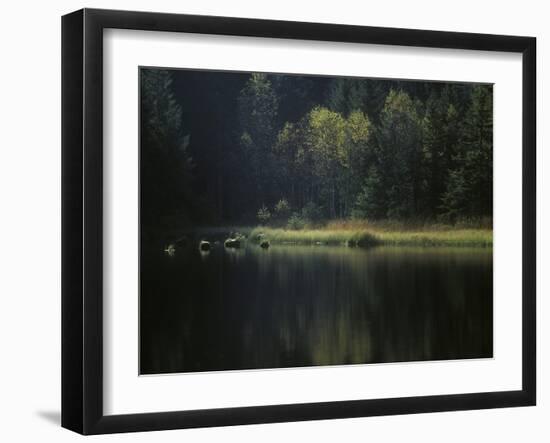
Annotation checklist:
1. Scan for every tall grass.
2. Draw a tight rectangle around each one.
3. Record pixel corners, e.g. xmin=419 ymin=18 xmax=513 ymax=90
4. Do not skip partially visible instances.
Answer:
xmin=250 ymin=227 xmax=379 ymax=247
xmin=250 ymin=219 xmax=492 ymax=248
xmin=325 ymin=216 xmax=493 ymax=232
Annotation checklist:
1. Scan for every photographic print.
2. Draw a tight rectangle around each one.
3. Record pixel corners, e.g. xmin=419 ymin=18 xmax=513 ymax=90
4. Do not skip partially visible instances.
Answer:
xmin=139 ymin=68 xmax=493 ymax=375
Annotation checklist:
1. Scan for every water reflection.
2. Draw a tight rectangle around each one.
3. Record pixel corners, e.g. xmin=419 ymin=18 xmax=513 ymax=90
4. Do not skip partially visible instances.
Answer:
xmin=140 ymin=243 xmax=492 ymax=374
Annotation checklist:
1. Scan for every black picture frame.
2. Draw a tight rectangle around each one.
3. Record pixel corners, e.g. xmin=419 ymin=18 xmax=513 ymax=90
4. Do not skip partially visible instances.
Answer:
xmin=62 ymin=8 xmax=536 ymax=435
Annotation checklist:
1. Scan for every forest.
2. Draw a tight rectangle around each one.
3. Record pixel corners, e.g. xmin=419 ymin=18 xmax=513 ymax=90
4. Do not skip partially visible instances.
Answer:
xmin=139 ymin=68 xmax=494 ymax=376
xmin=140 ymin=68 xmax=493 ymax=244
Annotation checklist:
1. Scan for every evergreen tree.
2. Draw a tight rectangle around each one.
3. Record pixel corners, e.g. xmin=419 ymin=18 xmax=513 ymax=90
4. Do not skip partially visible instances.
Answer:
xmin=273 ymin=119 xmax=312 ymax=208
xmin=375 ymin=89 xmax=423 ymax=218
xmin=238 ymin=73 xmax=279 ymax=206
xmin=462 ymin=84 xmax=493 ymax=216
xmin=441 ymin=84 xmax=493 ymax=220
xmin=271 ymin=75 xmax=329 ymax=124
xmin=327 ymin=78 xmax=389 ymax=122
xmin=327 ymin=78 xmax=367 ymax=116
xmin=140 ymin=69 xmax=193 ymax=228
xmin=440 ymin=168 xmax=469 ymax=223
xmin=422 ymin=86 xmax=460 ymax=216
xmin=351 ymin=166 xmax=385 ymax=219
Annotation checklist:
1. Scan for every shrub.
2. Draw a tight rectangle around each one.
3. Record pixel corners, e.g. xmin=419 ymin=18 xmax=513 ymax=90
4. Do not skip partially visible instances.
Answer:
xmin=257 ymin=205 xmax=271 ymax=225
xmin=286 ymin=213 xmax=307 ymax=230
xmin=274 ymin=198 xmax=291 ymax=221
xmin=351 ymin=167 xmax=385 ymax=220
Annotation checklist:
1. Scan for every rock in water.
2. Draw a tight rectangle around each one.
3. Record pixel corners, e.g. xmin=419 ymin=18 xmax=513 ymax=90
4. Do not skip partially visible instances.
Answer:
xmin=164 ymin=244 xmax=176 ymax=255
xmin=224 ymin=238 xmax=241 ymax=248
xmin=260 ymin=240 xmax=270 ymax=249
xmin=199 ymin=240 xmax=211 ymax=251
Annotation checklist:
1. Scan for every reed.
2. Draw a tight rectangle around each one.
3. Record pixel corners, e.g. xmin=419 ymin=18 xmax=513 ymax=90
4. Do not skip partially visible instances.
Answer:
xmin=249 ymin=221 xmax=492 ymax=248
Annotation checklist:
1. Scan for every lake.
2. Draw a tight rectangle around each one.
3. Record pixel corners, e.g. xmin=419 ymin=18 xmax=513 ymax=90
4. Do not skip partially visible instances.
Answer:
xmin=140 ymin=241 xmax=493 ymax=374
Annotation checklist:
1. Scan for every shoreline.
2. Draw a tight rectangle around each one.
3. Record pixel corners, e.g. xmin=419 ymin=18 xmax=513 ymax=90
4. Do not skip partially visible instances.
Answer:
xmin=248 ymin=226 xmax=493 ymax=248
xmin=160 ymin=223 xmax=493 ymax=248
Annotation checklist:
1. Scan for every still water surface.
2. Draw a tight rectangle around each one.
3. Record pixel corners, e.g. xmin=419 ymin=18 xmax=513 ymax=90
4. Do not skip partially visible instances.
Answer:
xmin=140 ymin=242 xmax=492 ymax=374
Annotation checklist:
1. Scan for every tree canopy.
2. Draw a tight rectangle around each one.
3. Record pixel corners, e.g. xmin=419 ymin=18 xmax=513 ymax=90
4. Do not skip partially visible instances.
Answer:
xmin=140 ymin=68 xmax=493 ymax=230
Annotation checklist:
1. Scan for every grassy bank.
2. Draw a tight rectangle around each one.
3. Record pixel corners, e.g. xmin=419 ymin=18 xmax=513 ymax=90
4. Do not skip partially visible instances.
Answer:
xmin=249 ymin=221 xmax=492 ymax=248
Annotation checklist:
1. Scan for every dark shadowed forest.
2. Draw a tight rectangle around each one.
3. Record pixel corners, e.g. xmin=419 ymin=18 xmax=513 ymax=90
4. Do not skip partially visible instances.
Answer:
xmin=140 ymin=68 xmax=492 ymax=240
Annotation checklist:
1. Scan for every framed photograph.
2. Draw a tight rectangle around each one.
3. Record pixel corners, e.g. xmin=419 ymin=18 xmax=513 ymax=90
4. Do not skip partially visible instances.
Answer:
xmin=62 ymin=8 xmax=536 ymax=435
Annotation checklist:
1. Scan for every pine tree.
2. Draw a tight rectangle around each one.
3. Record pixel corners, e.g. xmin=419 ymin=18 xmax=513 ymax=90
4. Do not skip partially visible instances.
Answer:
xmin=376 ymin=89 xmax=423 ymax=218
xmin=327 ymin=78 xmax=389 ymax=122
xmin=422 ymin=87 xmax=461 ymax=217
xmin=442 ymin=85 xmax=493 ymax=219
xmin=462 ymin=84 xmax=493 ymax=216
xmin=238 ymin=73 xmax=279 ymax=206
xmin=440 ymin=84 xmax=493 ymax=221
xmin=351 ymin=166 xmax=385 ymax=219
xmin=140 ymin=69 xmax=193 ymax=227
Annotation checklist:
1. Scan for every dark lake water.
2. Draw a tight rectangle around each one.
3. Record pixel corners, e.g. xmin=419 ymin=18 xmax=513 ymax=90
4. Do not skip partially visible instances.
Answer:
xmin=140 ymin=241 xmax=493 ymax=374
